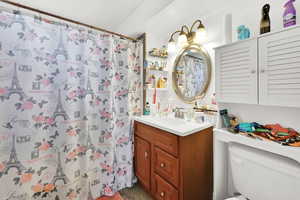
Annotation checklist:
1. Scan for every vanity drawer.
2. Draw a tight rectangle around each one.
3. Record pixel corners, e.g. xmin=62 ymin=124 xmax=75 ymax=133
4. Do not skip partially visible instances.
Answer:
xmin=135 ymin=122 xmax=155 ymax=141
xmin=154 ymin=129 xmax=178 ymax=156
xmin=135 ymin=121 xmax=178 ymax=156
xmin=154 ymin=174 xmax=178 ymax=200
xmin=154 ymin=147 xmax=179 ymax=187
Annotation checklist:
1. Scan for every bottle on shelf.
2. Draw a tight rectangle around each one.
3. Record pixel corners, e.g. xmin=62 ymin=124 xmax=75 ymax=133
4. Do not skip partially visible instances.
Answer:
xmin=144 ymin=102 xmax=150 ymax=115
xmin=151 ymin=75 xmax=156 ymax=88
xmin=260 ymin=4 xmax=271 ymax=34
xmin=283 ymin=0 xmax=296 ymax=28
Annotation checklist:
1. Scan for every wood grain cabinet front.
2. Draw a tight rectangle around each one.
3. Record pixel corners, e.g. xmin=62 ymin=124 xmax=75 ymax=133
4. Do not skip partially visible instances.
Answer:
xmin=154 ymin=174 xmax=178 ymax=200
xmin=135 ymin=136 xmax=151 ymax=191
xmin=134 ymin=121 xmax=213 ymax=200
xmin=154 ymin=147 xmax=179 ymax=187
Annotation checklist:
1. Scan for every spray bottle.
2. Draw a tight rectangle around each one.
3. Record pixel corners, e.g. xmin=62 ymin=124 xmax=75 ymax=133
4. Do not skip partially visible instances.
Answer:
xmin=283 ymin=0 xmax=296 ymax=28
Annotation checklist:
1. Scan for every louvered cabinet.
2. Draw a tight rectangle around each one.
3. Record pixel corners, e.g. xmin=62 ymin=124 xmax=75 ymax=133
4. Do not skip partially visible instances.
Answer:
xmin=215 ymin=38 xmax=258 ymax=104
xmin=215 ymin=25 xmax=300 ymax=107
xmin=259 ymin=26 xmax=300 ymax=107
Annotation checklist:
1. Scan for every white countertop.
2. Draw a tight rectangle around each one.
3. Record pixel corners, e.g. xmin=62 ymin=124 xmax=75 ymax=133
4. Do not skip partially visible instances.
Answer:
xmin=134 ymin=115 xmax=213 ymax=137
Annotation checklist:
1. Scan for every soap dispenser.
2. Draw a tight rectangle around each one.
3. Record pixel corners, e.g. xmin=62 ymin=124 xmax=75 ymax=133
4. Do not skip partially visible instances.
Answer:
xmin=144 ymin=102 xmax=150 ymax=115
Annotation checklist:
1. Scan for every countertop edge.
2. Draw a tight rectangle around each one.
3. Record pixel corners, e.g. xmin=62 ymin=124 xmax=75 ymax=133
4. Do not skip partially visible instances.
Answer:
xmin=134 ymin=117 xmax=213 ymax=137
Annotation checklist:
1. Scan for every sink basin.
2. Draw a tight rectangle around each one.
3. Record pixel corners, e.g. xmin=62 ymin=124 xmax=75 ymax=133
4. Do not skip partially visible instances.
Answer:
xmin=134 ymin=116 xmax=212 ymax=136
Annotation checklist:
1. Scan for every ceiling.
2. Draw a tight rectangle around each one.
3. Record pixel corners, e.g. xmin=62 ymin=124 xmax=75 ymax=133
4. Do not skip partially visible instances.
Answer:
xmin=4 ymin=0 xmax=173 ymax=34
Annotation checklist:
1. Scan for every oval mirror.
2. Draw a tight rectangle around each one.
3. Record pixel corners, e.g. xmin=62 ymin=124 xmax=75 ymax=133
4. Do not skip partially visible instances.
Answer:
xmin=172 ymin=44 xmax=211 ymax=103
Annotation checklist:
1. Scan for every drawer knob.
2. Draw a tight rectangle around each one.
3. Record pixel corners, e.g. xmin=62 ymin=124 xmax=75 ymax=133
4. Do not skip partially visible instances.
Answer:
xmin=160 ymin=163 xmax=165 ymax=168
xmin=160 ymin=192 xmax=165 ymax=197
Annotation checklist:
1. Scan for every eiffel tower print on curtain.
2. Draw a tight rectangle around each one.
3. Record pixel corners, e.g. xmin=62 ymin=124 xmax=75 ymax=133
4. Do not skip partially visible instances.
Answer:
xmin=9 ymin=10 xmax=27 ymax=31
xmin=85 ymin=75 xmax=94 ymax=99
xmin=52 ymin=151 xmax=69 ymax=185
xmin=3 ymin=135 xmax=26 ymax=175
xmin=52 ymin=89 xmax=69 ymax=120
xmin=5 ymin=63 xmax=26 ymax=101
xmin=86 ymin=133 xmax=95 ymax=152
xmin=52 ymin=29 xmax=68 ymax=60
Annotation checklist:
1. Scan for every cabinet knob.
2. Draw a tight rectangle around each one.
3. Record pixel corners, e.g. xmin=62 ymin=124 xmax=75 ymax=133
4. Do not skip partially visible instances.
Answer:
xmin=160 ymin=192 xmax=165 ymax=197
xmin=144 ymin=152 xmax=148 ymax=158
xmin=260 ymin=69 xmax=266 ymax=73
xmin=160 ymin=163 xmax=165 ymax=168
xmin=251 ymin=69 xmax=256 ymax=74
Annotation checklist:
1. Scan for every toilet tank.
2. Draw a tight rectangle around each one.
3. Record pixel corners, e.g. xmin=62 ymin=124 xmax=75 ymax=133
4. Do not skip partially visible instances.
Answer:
xmin=229 ymin=143 xmax=300 ymax=200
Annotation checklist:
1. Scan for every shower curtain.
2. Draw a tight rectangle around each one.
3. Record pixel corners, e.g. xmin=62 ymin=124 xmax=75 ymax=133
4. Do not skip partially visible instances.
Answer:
xmin=0 ymin=7 xmax=142 ymax=200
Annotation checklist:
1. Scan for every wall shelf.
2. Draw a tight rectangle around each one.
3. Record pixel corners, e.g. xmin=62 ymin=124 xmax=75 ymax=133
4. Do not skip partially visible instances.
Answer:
xmin=146 ymin=88 xmax=168 ymax=91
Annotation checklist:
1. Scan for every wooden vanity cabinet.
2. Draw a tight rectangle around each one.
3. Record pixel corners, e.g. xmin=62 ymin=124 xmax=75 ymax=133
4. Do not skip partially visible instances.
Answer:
xmin=135 ymin=136 xmax=151 ymax=191
xmin=134 ymin=121 xmax=213 ymax=200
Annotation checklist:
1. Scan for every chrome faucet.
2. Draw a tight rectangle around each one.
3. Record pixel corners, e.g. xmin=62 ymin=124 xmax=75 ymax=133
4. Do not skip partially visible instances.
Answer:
xmin=174 ymin=107 xmax=184 ymax=119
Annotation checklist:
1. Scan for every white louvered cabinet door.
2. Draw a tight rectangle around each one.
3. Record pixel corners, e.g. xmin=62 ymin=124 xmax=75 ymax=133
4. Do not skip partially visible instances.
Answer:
xmin=259 ymin=27 xmax=300 ymax=107
xmin=215 ymin=39 xmax=258 ymax=104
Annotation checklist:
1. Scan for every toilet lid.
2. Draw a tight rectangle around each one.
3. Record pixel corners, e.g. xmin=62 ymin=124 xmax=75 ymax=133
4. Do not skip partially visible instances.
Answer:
xmin=225 ymin=196 xmax=247 ymax=200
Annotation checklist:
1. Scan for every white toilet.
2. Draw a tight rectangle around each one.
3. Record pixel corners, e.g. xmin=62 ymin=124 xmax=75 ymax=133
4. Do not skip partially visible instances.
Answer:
xmin=225 ymin=143 xmax=300 ymax=200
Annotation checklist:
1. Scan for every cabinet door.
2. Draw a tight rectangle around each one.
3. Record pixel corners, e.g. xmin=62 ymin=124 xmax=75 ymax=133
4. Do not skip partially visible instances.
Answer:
xmin=215 ymin=39 xmax=258 ymax=104
xmin=259 ymin=27 xmax=300 ymax=107
xmin=135 ymin=136 xmax=151 ymax=190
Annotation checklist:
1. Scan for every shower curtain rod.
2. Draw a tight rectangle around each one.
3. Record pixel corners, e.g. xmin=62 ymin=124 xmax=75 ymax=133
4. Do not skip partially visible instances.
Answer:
xmin=0 ymin=0 xmax=137 ymax=41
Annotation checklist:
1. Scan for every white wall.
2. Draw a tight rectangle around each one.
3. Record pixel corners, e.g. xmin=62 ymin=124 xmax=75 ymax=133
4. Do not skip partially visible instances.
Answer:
xmin=126 ymin=0 xmax=300 ymax=131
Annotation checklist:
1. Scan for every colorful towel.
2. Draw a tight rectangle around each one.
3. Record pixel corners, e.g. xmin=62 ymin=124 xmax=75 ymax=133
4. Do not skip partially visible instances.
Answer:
xmin=97 ymin=192 xmax=124 ymax=200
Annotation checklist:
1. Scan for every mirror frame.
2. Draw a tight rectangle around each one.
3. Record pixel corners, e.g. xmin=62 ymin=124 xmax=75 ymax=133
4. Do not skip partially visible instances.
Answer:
xmin=172 ymin=43 xmax=212 ymax=103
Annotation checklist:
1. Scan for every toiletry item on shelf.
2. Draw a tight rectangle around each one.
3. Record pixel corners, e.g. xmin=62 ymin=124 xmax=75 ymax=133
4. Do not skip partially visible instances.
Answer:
xmin=145 ymin=67 xmax=150 ymax=84
xmin=151 ymin=75 xmax=156 ymax=88
xmin=283 ymin=0 xmax=296 ymax=27
xmin=162 ymin=77 xmax=167 ymax=88
xmin=154 ymin=61 xmax=159 ymax=70
xmin=144 ymin=102 xmax=150 ymax=115
xmin=260 ymin=4 xmax=271 ymax=34
xmin=159 ymin=61 xmax=167 ymax=71
xmin=157 ymin=76 xmax=166 ymax=88
xmin=152 ymin=87 xmax=157 ymax=104
xmin=211 ymin=93 xmax=217 ymax=105
xmin=149 ymin=46 xmax=168 ymax=58
xmin=237 ymin=25 xmax=250 ymax=40
xmin=220 ymin=109 xmax=231 ymax=128
xmin=157 ymin=76 xmax=162 ymax=88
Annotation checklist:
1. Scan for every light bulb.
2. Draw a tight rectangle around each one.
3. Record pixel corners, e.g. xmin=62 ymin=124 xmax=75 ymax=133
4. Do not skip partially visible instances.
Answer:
xmin=167 ymin=41 xmax=176 ymax=53
xmin=177 ymin=33 xmax=188 ymax=47
xmin=195 ymin=28 xmax=206 ymax=43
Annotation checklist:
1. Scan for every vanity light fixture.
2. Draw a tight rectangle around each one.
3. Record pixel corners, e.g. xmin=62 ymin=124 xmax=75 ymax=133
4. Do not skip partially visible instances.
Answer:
xmin=167 ymin=19 xmax=206 ymax=52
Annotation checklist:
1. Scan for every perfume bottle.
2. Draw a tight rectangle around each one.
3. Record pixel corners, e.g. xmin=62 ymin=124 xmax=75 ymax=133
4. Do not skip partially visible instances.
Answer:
xmin=260 ymin=4 xmax=271 ymax=34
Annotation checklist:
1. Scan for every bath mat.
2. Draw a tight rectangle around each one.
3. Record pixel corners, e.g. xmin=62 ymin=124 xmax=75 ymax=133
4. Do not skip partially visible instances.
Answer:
xmin=96 ymin=192 xmax=124 ymax=200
